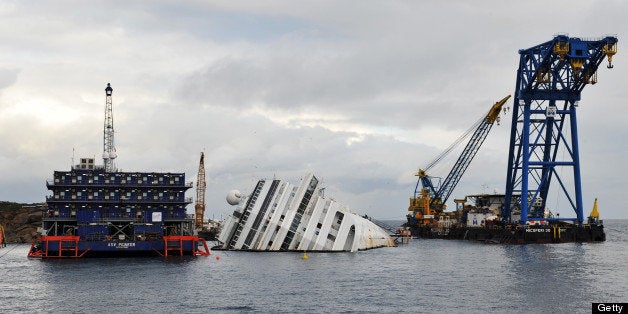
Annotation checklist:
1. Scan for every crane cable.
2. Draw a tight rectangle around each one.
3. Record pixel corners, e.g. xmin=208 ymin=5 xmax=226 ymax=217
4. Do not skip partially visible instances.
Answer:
xmin=424 ymin=114 xmax=485 ymax=172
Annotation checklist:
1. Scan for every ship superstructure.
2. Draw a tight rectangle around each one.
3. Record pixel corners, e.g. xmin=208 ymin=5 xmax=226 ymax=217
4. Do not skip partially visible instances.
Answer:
xmin=28 ymin=84 xmax=209 ymax=258
xmin=218 ymin=173 xmax=395 ymax=252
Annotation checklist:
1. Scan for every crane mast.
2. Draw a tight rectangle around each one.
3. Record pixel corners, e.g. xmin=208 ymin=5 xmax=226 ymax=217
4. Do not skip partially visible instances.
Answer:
xmin=503 ymin=35 xmax=617 ymax=225
xmin=433 ymin=95 xmax=510 ymax=207
xmin=403 ymin=35 xmax=613 ymax=243
xmin=408 ymin=95 xmax=510 ymax=225
xmin=103 ymin=83 xmax=117 ymax=172
xmin=195 ymin=152 xmax=206 ymax=230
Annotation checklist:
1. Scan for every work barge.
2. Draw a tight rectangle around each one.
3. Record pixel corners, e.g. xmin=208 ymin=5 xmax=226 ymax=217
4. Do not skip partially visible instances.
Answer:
xmin=406 ymin=193 xmax=605 ymax=244
xmin=28 ymin=84 xmax=209 ymax=258
xmin=403 ymin=35 xmax=616 ymax=244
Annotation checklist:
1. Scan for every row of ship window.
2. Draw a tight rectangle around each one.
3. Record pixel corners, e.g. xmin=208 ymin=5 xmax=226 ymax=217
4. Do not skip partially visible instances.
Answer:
xmin=53 ymin=173 xmax=184 ymax=185
xmin=45 ymin=208 xmax=188 ymax=219
xmin=49 ymin=205 xmax=185 ymax=211
xmin=235 ymin=202 xmax=344 ymax=249
xmin=50 ymin=190 xmax=186 ymax=201
xmin=53 ymin=190 xmax=183 ymax=196
xmin=49 ymin=196 xmax=187 ymax=202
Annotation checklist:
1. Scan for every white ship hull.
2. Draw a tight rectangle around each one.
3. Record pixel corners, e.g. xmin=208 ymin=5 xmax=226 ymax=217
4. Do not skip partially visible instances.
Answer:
xmin=218 ymin=173 xmax=394 ymax=252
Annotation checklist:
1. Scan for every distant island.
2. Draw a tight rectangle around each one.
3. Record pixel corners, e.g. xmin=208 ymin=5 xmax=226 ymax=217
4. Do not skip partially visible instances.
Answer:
xmin=0 ymin=201 xmax=44 ymax=243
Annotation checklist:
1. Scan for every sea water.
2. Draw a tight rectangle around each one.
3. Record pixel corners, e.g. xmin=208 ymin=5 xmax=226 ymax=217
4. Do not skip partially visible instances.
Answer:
xmin=1 ymin=220 xmax=626 ymax=313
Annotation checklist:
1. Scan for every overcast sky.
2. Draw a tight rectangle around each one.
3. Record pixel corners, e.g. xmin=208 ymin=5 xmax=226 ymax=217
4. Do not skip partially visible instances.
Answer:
xmin=0 ymin=1 xmax=625 ymax=220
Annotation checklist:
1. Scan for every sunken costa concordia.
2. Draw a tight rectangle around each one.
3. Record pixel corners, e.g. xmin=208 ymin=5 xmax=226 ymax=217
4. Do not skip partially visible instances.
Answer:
xmin=218 ymin=173 xmax=395 ymax=252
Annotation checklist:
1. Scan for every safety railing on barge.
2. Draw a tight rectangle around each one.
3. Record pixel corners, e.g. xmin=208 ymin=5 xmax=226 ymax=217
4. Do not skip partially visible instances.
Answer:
xmin=27 ymin=235 xmax=211 ymax=258
xmin=160 ymin=236 xmax=211 ymax=257
xmin=27 ymin=236 xmax=89 ymax=258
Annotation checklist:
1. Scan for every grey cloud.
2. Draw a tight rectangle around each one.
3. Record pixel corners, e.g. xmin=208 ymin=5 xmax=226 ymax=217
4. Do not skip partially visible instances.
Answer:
xmin=0 ymin=0 xmax=625 ymax=220
xmin=0 ymin=68 xmax=19 ymax=91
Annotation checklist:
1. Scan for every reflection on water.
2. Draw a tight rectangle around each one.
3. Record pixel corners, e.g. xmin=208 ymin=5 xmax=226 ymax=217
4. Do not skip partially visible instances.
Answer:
xmin=1 ymin=220 xmax=626 ymax=313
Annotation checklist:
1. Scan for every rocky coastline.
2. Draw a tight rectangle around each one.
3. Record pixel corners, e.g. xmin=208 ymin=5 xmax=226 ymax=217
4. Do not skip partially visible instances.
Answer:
xmin=0 ymin=201 xmax=44 ymax=244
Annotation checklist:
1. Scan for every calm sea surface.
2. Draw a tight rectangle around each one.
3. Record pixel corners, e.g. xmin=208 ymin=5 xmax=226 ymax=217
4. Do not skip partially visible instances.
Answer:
xmin=1 ymin=220 xmax=626 ymax=313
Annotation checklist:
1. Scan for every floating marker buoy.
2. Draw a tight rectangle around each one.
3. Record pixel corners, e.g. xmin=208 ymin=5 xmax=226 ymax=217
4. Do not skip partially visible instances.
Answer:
xmin=301 ymin=251 xmax=308 ymax=260
xmin=216 ymin=255 xmax=220 ymax=260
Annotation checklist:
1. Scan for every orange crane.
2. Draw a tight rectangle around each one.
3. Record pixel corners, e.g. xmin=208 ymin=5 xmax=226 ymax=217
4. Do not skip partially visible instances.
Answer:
xmin=0 ymin=224 xmax=5 ymax=248
xmin=407 ymin=95 xmax=510 ymax=228
xmin=194 ymin=152 xmax=206 ymax=230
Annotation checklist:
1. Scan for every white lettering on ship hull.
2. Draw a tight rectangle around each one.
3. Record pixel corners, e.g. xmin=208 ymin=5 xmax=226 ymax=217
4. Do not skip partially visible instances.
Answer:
xmin=525 ymin=229 xmax=551 ymax=233
xmin=107 ymin=242 xmax=136 ymax=248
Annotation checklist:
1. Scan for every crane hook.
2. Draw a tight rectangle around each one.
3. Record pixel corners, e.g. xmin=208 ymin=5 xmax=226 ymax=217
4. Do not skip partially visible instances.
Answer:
xmin=607 ymin=61 xmax=614 ymax=69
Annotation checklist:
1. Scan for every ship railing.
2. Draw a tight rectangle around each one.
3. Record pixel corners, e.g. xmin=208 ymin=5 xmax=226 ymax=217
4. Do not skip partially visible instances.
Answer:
xmin=43 ymin=216 xmax=76 ymax=222
xmin=45 ymin=197 xmax=190 ymax=203
xmin=42 ymin=210 xmax=76 ymax=220
xmin=89 ymin=215 xmax=191 ymax=224
xmin=81 ymin=232 xmax=165 ymax=242
xmin=44 ymin=176 xmax=193 ymax=188
xmin=365 ymin=216 xmax=402 ymax=235
xmin=46 ymin=182 xmax=191 ymax=187
xmin=93 ymin=216 xmax=146 ymax=224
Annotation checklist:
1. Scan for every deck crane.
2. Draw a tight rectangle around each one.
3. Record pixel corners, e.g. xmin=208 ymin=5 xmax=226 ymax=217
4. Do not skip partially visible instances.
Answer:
xmin=407 ymin=95 xmax=511 ymax=228
xmin=194 ymin=152 xmax=206 ymax=230
xmin=503 ymin=35 xmax=617 ymax=225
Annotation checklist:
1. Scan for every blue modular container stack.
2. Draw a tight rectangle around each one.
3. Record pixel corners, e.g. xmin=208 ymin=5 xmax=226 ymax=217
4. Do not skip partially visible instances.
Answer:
xmin=40 ymin=159 xmax=195 ymax=256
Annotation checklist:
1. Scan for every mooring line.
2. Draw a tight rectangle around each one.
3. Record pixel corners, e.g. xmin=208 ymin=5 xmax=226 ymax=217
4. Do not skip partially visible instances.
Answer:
xmin=0 ymin=244 xmax=19 ymax=258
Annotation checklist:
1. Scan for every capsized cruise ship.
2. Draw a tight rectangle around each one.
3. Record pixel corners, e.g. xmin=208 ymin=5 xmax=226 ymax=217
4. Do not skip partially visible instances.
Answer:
xmin=217 ymin=173 xmax=395 ymax=252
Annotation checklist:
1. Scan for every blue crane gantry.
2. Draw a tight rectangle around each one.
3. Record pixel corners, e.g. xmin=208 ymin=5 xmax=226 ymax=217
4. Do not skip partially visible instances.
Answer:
xmin=502 ymin=35 xmax=617 ymax=225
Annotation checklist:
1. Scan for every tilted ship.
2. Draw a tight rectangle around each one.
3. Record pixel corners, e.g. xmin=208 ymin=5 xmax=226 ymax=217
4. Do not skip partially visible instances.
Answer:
xmin=28 ymin=84 xmax=209 ymax=258
xmin=218 ymin=173 xmax=395 ymax=252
